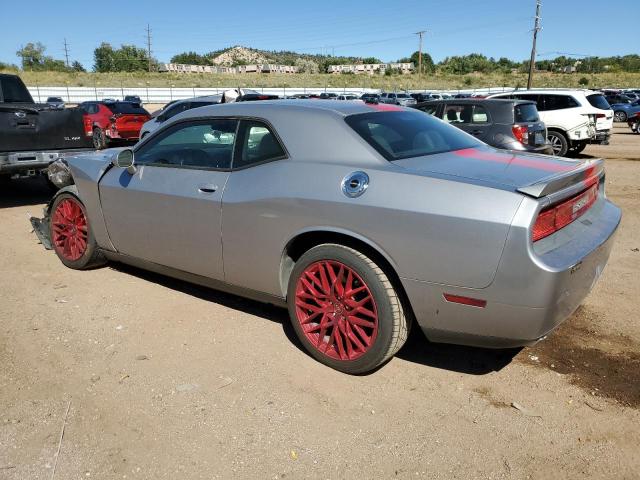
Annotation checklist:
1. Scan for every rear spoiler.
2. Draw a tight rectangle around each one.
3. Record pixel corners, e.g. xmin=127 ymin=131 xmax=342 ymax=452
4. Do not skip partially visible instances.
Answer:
xmin=517 ymin=158 xmax=604 ymax=199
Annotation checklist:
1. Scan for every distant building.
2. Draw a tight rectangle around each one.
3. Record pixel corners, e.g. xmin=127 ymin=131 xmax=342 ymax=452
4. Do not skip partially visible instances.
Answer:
xmin=236 ymin=64 xmax=299 ymax=74
xmin=328 ymin=63 xmax=414 ymax=75
xmin=159 ymin=63 xmax=298 ymax=74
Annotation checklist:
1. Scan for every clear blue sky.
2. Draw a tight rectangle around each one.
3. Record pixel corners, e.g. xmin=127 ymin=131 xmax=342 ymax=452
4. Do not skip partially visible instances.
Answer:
xmin=0 ymin=0 xmax=634 ymax=69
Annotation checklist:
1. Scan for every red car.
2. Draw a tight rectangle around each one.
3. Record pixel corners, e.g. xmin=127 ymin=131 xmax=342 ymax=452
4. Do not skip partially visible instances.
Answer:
xmin=80 ymin=101 xmax=151 ymax=149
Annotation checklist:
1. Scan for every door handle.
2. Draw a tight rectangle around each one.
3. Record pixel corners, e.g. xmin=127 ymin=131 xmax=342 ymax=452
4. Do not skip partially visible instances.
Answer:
xmin=198 ymin=184 xmax=218 ymax=194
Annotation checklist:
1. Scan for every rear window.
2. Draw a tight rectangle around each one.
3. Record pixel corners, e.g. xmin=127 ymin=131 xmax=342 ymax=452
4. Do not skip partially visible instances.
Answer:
xmin=105 ymin=102 xmax=149 ymax=115
xmin=514 ymin=103 xmax=540 ymax=122
xmin=0 ymin=76 xmax=33 ymax=103
xmin=586 ymin=94 xmax=610 ymax=110
xmin=345 ymin=111 xmax=481 ymax=161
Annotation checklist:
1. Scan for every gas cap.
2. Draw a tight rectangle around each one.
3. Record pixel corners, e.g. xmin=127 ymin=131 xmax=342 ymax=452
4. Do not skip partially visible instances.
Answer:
xmin=341 ymin=171 xmax=369 ymax=198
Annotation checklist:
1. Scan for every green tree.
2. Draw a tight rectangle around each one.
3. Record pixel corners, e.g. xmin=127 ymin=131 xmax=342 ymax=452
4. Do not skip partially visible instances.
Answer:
xmin=170 ymin=51 xmax=210 ymax=65
xmin=16 ymin=42 xmax=46 ymax=69
xmin=71 ymin=61 xmax=86 ymax=72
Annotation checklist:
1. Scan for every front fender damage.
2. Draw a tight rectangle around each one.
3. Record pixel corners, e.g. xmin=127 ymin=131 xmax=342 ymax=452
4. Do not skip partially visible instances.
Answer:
xmin=30 ymin=185 xmax=80 ymax=251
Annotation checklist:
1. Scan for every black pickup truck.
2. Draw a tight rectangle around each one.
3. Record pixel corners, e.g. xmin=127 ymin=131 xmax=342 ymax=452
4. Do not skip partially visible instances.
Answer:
xmin=0 ymin=73 xmax=92 ymax=181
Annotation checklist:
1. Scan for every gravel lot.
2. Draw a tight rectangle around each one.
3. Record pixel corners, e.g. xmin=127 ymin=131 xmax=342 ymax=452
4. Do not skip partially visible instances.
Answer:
xmin=1 ymin=125 xmax=639 ymax=480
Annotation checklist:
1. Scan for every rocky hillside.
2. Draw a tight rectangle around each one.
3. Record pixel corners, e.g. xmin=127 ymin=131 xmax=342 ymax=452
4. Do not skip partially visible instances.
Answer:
xmin=211 ymin=46 xmax=270 ymax=66
xmin=169 ymin=46 xmax=382 ymax=73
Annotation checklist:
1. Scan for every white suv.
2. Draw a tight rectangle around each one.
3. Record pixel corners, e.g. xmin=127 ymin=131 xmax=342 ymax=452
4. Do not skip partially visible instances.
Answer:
xmin=488 ymin=89 xmax=613 ymax=156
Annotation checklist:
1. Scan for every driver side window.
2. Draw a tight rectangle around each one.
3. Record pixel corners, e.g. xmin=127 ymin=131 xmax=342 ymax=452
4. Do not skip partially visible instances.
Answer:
xmin=135 ymin=119 xmax=238 ymax=170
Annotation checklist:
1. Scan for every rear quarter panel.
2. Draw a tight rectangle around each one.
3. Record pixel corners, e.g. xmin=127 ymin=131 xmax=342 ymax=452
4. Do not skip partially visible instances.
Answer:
xmin=222 ymin=159 xmax=524 ymax=297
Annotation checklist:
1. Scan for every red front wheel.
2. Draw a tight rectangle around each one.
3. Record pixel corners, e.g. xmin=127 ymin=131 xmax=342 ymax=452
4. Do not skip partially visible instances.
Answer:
xmin=288 ymin=244 xmax=408 ymax=374
xmin=49 ymin=193 xmax=105 ymax=269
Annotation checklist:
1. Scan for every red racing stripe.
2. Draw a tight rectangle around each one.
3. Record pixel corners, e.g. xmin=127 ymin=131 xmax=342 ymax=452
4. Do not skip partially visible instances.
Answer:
xmin=453 ymin=148 xmax=577 ymax=173
xmin=365 ymin=103 xmax=404 ymax=111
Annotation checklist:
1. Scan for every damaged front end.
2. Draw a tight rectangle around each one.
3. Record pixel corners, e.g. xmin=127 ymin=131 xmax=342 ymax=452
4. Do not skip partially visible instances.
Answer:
xmin=30 ymin=184 xmax=80 ymax=251
xmin=47 ymin=158 xmax=74 ymax=189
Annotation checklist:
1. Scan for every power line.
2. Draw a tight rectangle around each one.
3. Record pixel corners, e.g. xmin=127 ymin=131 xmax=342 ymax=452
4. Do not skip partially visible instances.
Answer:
xmin=146 ymin=24 xmax=152 ymax=72
xmin=414 ymin=30 xmax=427 ymax=75
xmin=63 ymin=38 xmax=70 ymax=67
xmin=527 ymin=0 xmax=541 ymax=89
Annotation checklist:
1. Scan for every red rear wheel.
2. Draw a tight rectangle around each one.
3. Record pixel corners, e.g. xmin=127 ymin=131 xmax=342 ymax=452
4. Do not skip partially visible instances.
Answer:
xmin=288 ymin=244 xmax=408 ymax=374
xmin=295 ymin=260 xmax=379 ymax=361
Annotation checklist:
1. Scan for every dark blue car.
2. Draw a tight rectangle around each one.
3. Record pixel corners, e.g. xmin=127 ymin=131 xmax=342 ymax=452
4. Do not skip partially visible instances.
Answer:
xmin=611 ymin=99 xmax=640 ymax=122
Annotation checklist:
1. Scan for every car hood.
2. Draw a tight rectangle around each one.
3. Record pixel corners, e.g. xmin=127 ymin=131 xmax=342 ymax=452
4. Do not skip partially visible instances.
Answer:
xmin=393 ymin=146 xmax=600 ymax=197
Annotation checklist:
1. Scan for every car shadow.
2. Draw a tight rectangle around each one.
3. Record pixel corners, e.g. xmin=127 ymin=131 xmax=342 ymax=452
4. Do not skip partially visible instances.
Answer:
xmin=109 ymin=263 xmax=520 ymax=376
xmin=395 ymin=327 xmax=521 ymax=375
xmin=0 ymin=176 xmax=53 ymax=208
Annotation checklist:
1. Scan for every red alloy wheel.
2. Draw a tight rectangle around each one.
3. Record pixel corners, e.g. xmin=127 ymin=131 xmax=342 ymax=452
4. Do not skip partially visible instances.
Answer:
xmin=51 ymin=198 xmax=89 ymax=261
xmin=295 ymin=260 xmax=379 ymax=361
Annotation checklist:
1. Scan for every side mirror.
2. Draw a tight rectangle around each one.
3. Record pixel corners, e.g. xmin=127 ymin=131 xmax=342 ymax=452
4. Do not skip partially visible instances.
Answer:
xmin=114 ymin=149 xmax=137 ymax=174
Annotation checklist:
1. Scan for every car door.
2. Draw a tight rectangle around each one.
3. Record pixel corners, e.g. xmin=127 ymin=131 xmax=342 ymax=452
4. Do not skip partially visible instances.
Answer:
xmin=221 ymin=119 xmax=290 ymax=295
xmin=98 ymin=118 xmax=238 ymax=280
xmin=466 ymin=104 xmax=492 ymax=143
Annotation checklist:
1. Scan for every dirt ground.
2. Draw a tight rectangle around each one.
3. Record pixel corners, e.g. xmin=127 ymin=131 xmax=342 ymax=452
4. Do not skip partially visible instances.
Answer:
xmin=1 ymin=125 xmax=639 ymax=480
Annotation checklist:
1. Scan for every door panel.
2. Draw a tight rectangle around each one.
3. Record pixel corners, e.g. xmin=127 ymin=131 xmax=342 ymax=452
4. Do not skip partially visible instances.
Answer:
xmin=98 ymin=118 xmax=238 ymax=280
xmin=99 ymin=165 xmax=229 ymax=280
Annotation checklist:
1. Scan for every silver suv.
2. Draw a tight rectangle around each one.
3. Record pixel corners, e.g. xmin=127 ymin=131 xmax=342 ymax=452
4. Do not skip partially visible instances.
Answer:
xmin=379 ymin=92 xmax=417 ymax=107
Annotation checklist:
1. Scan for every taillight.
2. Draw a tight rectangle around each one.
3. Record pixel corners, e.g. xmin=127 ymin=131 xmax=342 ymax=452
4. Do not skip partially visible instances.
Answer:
xmin=512 ymin=125 xmax=529 ymax=144
xmin=532 ymin=183 xmax=599 ymax=241
xmin=595 ymin=113 xmax=606 ymax=119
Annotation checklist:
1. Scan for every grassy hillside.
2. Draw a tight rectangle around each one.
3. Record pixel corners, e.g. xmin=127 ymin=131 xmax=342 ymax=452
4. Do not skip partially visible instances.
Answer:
xmin=6 ymin=69 xmax=640 ymax=90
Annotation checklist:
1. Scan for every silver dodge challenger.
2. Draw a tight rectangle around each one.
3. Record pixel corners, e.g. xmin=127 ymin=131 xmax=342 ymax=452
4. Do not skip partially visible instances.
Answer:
xmin=32 ymin=100 xmax=621 ymax=374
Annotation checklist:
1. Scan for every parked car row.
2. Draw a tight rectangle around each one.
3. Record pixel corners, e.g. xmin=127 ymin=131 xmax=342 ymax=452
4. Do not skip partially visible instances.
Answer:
xmin=414 ymin=99 xmax=553 ymax=155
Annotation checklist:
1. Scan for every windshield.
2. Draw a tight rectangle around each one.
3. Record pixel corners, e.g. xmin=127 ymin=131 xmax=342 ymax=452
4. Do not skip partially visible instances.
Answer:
xmin=105 ymin=102 xmax=149 ymax=115
xmin=345 ymin=111 xmax=481 ymax=161
xmin=586 ymin=94 xmax=611 ymax=110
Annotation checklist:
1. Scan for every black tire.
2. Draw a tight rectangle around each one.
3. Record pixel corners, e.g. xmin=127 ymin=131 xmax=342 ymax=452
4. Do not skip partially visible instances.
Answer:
xmin=547 ymin=130 xmax=569 ymax=157
xmin=287 ymin=244 xmax=408 ymax=374
xmin=571 ymin=142 xmax=587 ymax=155
xmin=49 ymin=192 xmax=106 ymax=270
xmin=92 ymin=127 xmax=107 ymax=150
xmin=614 ymin=111 xmax=627 ymax=122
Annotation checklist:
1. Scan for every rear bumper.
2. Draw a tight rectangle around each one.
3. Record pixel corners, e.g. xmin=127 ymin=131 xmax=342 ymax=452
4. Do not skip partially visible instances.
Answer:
xmin=0 ymin=149 xmax=93 ymax=175
xmin=590 ymin=130 xmax=611 ymax=145
xmin=106 ymin=129 xmax=141 ymax=140
xmin=401 ymin=196 xmax=621 ymax=348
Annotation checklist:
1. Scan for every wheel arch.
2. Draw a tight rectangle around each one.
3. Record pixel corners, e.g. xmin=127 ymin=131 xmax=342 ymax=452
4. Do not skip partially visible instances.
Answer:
xmin=280 ymin=228 xmax=415 ymax=325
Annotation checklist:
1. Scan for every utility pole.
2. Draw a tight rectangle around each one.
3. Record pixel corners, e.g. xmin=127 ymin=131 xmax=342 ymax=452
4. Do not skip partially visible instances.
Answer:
xmin=146 ymin=24 xmax=152 ymax=72
xmin=63 ymin=38 xmax=70 ymax=67
xmin=527 ymin=0 xmax=541 ymax=89
xmin=414 ymin=30 xmax=427 ymax=75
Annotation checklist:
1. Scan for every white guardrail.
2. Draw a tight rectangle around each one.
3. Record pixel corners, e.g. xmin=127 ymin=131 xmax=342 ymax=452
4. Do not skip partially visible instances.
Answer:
xmin=26 ymin=86 xmax=515 ymax=104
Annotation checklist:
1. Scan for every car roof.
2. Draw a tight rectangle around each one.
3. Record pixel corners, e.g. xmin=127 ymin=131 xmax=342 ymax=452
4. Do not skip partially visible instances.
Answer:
xmin=492 ymin=89 xmax=600 ymax=96
xmin=417 ymin=98 xmax=535 ymax=106
xmin=176 ymin=99 xmax=397 ymax=121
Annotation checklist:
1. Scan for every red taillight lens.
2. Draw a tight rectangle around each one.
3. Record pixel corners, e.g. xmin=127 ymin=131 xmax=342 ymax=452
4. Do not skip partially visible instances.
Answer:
xmin=595 ymin=113 xmax=606 ymax=119
xmin=512 ymin=125 xmax=529 ymax=144
xmin=532 ymin=183 xmax=599 ymax=242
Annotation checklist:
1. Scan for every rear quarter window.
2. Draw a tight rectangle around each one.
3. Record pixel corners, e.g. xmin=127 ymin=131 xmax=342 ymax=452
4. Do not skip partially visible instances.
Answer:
xmin=514 ymin=103 xmax=540 ymax=122
xmin=586 ymin=94 xmax=611 ymax=110
xmin=345 ymin=111 xmax=481 ymax=161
